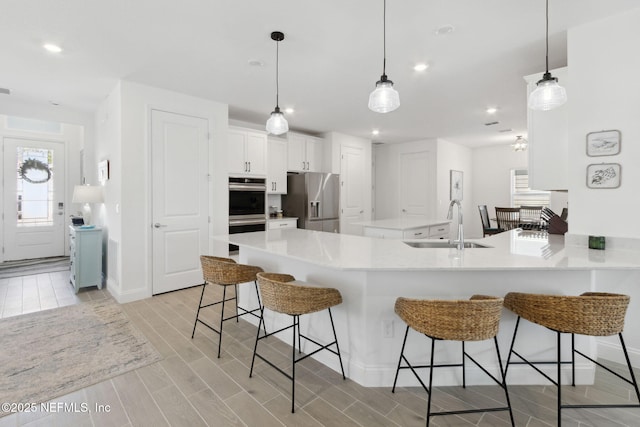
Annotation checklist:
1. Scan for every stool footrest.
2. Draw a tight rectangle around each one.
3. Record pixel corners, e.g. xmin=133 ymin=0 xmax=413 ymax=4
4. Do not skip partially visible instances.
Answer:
xmin=430 ymin=406 xmax=511 ymax=418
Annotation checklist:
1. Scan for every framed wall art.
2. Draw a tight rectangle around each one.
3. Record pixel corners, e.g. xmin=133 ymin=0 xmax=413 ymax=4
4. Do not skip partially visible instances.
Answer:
xmin=450 ymin=170 xmax=463 ymax=200
xmin=586 ymin=163 xmax=620 ymax=189
xmin=586 ymin=129 xmax=621 ymax=157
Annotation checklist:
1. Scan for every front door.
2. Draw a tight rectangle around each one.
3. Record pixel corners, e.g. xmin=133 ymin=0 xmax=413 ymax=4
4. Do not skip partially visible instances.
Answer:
xmin=2 ymin=138 xmax=65 ymax=261
xmin=151 ymin=110 xmax=209 ymax=294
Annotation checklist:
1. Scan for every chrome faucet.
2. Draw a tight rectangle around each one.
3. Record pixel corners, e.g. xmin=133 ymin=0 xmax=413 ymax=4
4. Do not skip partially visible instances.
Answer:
xmin=447 ymin=199 xmax=464 ymax=250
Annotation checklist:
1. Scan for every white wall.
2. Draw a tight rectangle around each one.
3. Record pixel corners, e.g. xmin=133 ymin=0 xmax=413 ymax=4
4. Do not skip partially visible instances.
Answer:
xmin=95 ymin=81 xmax=228 ymax=303
xmin=568 ymin=8 xmax=640 ymax=239
xmin=471 ymin=144 xmax=528 ymax=238
xmin=436 ymin=139 xmax=473 ymax=239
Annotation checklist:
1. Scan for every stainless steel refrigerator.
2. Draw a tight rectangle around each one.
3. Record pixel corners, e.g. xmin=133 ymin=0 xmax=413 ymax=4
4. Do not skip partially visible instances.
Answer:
xmin=283 ymin=172 xmax=340 ymax=233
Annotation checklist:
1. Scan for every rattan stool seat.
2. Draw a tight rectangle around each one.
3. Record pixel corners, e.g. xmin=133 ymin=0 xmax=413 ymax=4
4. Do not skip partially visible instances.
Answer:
xmin=504 ymin=291 xmax=639 ymax=426
xmin=191 ymin=256 xmax=264 ymax=358
xmin=393 ymin=295 xmax=514 ymax=427
xmin=504 ymin=291 xmax=629 ymax=336
xmin=250 ymin=272 xmax=345 ymax=413
xmin=395 ymin=295 xmax=502 ymax=341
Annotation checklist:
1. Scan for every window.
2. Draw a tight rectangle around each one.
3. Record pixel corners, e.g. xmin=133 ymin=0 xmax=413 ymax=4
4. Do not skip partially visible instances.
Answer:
xmin=510 ymin=169 xmax=550 ymax=208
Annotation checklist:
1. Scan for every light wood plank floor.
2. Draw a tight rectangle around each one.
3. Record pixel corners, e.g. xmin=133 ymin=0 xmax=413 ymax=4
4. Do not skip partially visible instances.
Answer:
xmin=1 ymin=272 xmax=639 ymax=426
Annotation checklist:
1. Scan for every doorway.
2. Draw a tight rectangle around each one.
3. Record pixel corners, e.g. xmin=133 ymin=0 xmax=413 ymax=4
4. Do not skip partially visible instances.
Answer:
xmin=2 ymin=137 xmax=66 ymax=261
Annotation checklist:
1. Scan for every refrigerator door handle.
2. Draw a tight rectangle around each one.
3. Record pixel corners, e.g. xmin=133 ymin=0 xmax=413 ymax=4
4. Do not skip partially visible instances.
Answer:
xmin=310 ymin=201 xmax=320 ymax=218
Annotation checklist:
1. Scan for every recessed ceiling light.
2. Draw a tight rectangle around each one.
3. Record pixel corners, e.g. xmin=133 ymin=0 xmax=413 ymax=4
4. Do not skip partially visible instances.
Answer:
xmin=413 ymin=63 xmax=429 ymax=72
xmin=372 ymin=129 xmax=380 ymax=136
xmin=435 ymin=25 xmax=455 ymax=36
xmin=43 ymin=43 xmax=63 ymax=53
xmin=285 ymin=107 xmax=294 ymax=114
xmin=49 ymin=100 xmax=60 ymax=106
xmin=486 ymin=107 xmax=498 ymax=114
xmin=248 ymin=59 xmax=264 ymax=67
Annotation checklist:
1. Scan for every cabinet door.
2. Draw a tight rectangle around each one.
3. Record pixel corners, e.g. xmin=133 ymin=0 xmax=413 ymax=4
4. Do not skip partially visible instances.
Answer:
xmin=287 ymin=134 xmax=306 ymax=171
xmin=228 ymin=129 xmax=248 ymax=174
xmin=306 ymin=137 xmax=324 ymax=172
xmin=245 ymin=132 xmax=267 ymax=175
xmin=429 ymin=224 xmax=450 ymax=239
xmin=267 ymin=138 xmax=287 ymax=194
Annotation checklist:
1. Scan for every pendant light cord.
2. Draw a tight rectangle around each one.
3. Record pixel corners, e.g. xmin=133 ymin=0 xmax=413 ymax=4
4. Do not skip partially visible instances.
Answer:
xmin=382 ymin=0 xmax=387 ymax=77
xmin=275 ymin=39 xmax=280 ymax=109
xmin=544 ymin=0 xmax=549 ymax=73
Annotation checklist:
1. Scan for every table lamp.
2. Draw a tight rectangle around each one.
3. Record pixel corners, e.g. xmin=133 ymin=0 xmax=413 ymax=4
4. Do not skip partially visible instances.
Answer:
xmin=72 ymin=185 xmax=103 ymax=225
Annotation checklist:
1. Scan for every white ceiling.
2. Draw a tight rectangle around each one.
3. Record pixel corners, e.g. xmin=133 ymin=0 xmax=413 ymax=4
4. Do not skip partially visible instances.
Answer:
xmin=1 ymin=0 xmax=638 ymax=147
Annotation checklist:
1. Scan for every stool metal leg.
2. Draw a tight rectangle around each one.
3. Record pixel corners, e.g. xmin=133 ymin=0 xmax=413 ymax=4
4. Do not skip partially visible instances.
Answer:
xmin=462 ymin=341 xmax=466 ymax=388
xmin=392 ymin=325 xmax=411 ymax=393
xmin=249 ymin=306 xmax=265 ymax=378
xmin=217 ymin=286 xmax=227 ymax=358
xmin=426 ymin=337 xmax=436 ymax=427
xmin=291 ymin=315 xmax=297 ymax=413
xmin=557 ymin=331 xmax=562 ymax=427
xmin=254 ymin=280 xmax=267 ymax=336
xmin=328 ymin=308 xmax=346 ymax=379
xmin=494 ymin=337 xmax=516 ymax=427
xmin=234 ymin=284 xmax=239 ymax=322
xmin=620 ymin=333 xmax=640 ymax=403
xmin=191 ymin=282 xmax=206 ymax=339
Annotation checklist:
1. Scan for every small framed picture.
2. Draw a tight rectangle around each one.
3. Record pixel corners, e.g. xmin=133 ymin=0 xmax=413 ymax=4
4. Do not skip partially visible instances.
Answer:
xmin=450 ymin=170 xmax=463 ymax=200
xmin=586 ymin=130 xmax=621 ymax=156
xmin=586 ymin=163 xmax=621 ymax=189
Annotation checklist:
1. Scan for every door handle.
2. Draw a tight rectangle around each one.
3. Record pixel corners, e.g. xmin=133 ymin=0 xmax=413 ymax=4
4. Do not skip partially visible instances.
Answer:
xmin=360 ymin=210 xmax=364 ymax=214
xmin=153 ymin=223 xmax=168 ymax=228
xmin=248 ymin=161 xmax=251 ymax=172
xmin=402 ymin=209 xmax=407 ymax=213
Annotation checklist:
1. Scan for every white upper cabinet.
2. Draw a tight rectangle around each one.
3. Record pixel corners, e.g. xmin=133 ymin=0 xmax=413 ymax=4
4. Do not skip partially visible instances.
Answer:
xmin=267 ymin=137 xmax=287 ymax=194
xmin=287 ymin=133 xmax=324 ymax=172
xmin=524 ymin=67 xmax=568 ymax=191
xmin=228 ymin=127 xmax=267 ymax=176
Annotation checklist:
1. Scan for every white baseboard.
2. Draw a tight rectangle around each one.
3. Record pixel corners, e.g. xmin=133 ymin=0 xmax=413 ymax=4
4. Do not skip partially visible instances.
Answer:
xmin=106 ymin=279 xmax=151 ymax=303
xmin=598 ymin=339 xmax=640 ymax=368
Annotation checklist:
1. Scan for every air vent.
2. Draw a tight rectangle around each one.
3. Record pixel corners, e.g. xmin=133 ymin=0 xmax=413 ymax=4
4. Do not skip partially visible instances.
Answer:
xmin=0 ymin=88 xmax=10 ymax=95
xmin=484 ymin=121 xmax=499 ymax=126
xmin=499 ymin=128 xmax=513 ymax=133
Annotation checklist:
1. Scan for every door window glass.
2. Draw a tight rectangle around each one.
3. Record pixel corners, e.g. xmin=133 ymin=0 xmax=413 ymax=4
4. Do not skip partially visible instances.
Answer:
xmin=16 ymin=146 xmax=54 ymax=226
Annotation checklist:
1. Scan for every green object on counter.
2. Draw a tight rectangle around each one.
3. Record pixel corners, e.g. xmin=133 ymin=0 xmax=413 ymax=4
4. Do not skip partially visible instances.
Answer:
xmin=589 ymin=235 xmax=606 ymax=250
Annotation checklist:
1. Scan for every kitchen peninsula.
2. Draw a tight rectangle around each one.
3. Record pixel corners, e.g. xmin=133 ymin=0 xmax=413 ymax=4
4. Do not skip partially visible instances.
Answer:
xmin=216 ymin=228 xmax=640 ymax=388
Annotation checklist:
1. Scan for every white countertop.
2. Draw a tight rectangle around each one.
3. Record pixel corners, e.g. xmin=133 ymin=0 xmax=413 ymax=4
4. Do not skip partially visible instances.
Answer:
xmin=267 ymin=216 xmax=297 ymax=222
xmin=215 ymin=228 xmax=640 ymax=271
xmin=354 ymin=218 xmax=450 ymax=230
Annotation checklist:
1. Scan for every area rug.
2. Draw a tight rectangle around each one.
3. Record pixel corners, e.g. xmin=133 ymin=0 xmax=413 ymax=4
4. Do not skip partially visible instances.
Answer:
xmin=0 ymin=298 xmax=162 ymax=416
xmin=0 ymin=256 xmax=70 ymax=279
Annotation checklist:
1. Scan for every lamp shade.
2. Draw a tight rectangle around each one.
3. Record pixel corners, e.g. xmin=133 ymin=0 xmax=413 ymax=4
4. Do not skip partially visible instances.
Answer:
xmin=368 ymin=79 xmax=400 ymax=113
xmin=72 ymin=185 xmax=103 ymax=204
xmin=266 ymin=109 xmax=289 ymax=135
xmin=528 ymin=76 xmax=567 ymax=111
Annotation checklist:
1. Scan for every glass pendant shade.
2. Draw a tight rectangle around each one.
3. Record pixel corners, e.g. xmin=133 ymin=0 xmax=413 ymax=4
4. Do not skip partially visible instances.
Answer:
xmin=266 ymin=107 xmax=288 ymax=135
xmin=529 ymin=74 xmax=567 ymax=111
xmin=512 ymin=136 xmax=528 ymax=152
xmin=368 ymin=78 xmax=400 ymax=113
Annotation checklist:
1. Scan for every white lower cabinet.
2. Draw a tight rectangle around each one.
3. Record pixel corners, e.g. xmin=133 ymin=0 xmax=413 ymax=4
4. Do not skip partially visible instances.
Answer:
xmin=363 ymin=222 xmax=450 ymax=239
xmin=268 ymin=218 xmax=297 ymax=230
xmin=69 ymin=226 xmax=103 ymax=293
xmin=429 ymin=223 xmax=450 ymax=239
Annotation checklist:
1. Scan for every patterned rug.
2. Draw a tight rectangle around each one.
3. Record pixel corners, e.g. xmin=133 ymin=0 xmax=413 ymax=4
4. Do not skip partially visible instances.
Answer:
xmin=0 ymin=298 xmax=162 ymax=416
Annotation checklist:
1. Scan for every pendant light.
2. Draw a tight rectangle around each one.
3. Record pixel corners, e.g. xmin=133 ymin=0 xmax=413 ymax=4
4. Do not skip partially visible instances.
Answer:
xmin=528 ymin=0 xmax=567 ymax=111
xmin=266 ymin=31 xmax=289 ymax=135
xmin=512 ymin=135 xmax=528 ymax=152
xmin=368 ymin=0 xmax=400 ymax=113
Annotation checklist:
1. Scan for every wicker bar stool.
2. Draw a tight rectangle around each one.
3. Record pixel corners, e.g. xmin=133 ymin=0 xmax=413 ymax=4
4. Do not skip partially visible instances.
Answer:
xmin=250 ymin=272 xmax=346 ymax=413
xmin=392 ymin=295 xmax=515 ymax=427
xmin=191 ymin=255 xmax=265 ymax=358
xmin=504 ymin=292 xmax=640 ymax=426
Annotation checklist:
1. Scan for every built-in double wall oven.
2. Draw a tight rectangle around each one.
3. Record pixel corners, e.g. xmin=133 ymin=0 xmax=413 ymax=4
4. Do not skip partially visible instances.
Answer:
xmin=228 ymin=177 xmax=266 ymax=252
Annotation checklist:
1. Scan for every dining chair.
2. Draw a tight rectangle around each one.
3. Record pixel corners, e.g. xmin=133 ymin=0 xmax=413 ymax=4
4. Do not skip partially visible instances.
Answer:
xmin=519 ymin=205 xmax=543 ymax=230
xmin=478 ymin=205 xmax=502 ymax=237
xmin=495 ymin=207 xmax=521 ymax=231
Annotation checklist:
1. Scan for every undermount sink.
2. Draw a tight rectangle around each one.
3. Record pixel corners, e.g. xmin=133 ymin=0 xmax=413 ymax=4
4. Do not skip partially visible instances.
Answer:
xmin=403 ymin=241 xmax=491 ymax=249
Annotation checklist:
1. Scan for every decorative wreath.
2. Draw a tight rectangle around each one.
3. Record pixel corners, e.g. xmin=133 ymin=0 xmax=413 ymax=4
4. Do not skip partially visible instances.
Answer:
xmin=19 ymin=158 xmax=52 ymax=184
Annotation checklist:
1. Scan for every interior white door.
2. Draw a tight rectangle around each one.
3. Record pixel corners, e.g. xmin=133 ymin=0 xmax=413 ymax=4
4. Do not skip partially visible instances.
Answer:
xmin=399 ymin=151 xmax=431 ymax=218
xmin=2 ymin=138 xmax=65 ymax=261
xmin=340 ymin=145 xmax=365 ymax=235
xmin=151 ymin=110 xmax=208 ymax=294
